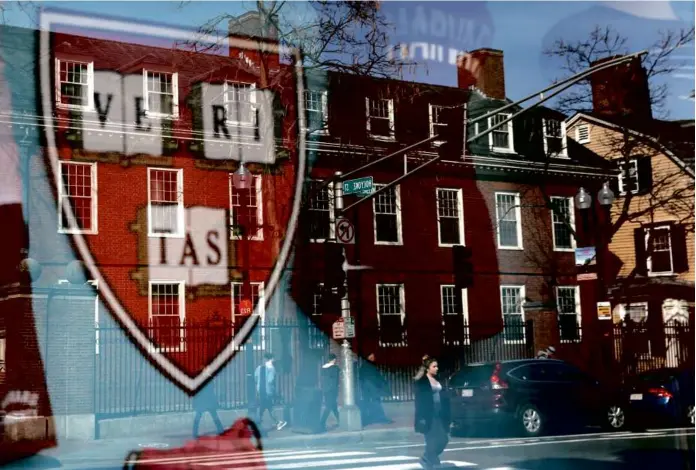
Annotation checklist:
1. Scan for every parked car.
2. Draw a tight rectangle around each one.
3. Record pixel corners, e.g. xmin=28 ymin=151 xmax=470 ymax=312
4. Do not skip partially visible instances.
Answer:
xmin=626 ymin=367 xmax=695 ymax=428
xmin=447 ymin=359 xmax=628 ymax=437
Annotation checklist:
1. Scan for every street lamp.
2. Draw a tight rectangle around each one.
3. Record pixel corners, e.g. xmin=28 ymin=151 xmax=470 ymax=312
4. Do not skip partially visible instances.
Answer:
xmin=597 ymin=182 xmax=615 ymax=207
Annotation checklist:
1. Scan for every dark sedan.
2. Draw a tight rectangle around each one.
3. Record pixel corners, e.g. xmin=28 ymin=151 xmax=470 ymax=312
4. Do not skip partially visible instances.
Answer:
xmin=626 ymin=367 xmax=695 ymax=428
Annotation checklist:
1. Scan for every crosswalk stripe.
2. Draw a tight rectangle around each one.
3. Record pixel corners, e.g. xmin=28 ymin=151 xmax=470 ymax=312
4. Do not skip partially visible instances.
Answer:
xmin=197 ymin=451 xmax=373 ymax=466
xmin=136 ymin=449 xmax=326 ymax=465
xmin=263 ymin=455 xmax=420 ymax=469
xmin=336 ymin=461 xmax=476 ymax=470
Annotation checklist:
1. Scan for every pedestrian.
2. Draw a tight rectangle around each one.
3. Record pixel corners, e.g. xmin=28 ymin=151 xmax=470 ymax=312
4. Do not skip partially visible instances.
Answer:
xmin=320 ymin=353 xmax=340 ymax=430
xmin=192 ymin=382 xmax=225 ymax=438
xmin=414 ymin=356 xmax=451 ymax=470
xmin=254 ymin=352 xmax=287 ymax=431
xmin=414 ymin=355 xmax=431 ymax=380
xmin=359 ymin=353 xmax=392 ymax=426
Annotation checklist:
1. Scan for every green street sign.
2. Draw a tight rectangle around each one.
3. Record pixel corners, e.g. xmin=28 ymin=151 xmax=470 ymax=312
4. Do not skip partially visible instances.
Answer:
xmin=343 ymin=176 xmax=373 ymax=196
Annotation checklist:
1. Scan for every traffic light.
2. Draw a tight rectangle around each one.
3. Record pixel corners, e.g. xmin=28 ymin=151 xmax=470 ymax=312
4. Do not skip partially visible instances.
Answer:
xmin=437 ymin=106 xmax=462 ymax=160
xmin=324 ymin=243 xmax=346 ymax=300
xmin=453 ymin=245 xmax=474 ymax=289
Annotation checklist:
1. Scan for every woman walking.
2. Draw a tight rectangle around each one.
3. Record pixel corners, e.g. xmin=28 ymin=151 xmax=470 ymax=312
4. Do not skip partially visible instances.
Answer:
xmin=414 ymin=357 xmax=450 ymax=469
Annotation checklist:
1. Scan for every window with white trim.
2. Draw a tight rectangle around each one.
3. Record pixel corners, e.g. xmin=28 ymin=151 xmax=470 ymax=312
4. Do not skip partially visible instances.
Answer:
xmin=618 ymin=159 xmax=639 ymax=195
xmin=58 ymin=161 xmax=98 ymax=234
xmin=309 ymin=283 xmax=327 ymax=349
xmin=556 ymin=286 xmax=581 ymax=343
xmin=231 ymin=281 xmax=265 ymax=349
xmin=436 ymin=188 xmax=464 ymax=246
xmin=230 ymin=174 xmax=263 ymax=240
xmin=305 ymin=89 xmax=328 ymax=134
xmin=488 ymin=113 xmax=514 ymax=152
xmin=225 ymin=82 xmax=256 ymax=125
xmin=500 ymin=285 xmax=525 ymax=343
xmin=307 ymin=180 xmax=334 ymax=242
xmin=551 ymin=196 xmax=575 ymax=251
xmin=58 ymin=279 xmax=100 ymax=354
xmin=143 ymin=70 xmax=178 ymax=117
xmin=441 ymin=285 xmax=470 ymax=346
xmin=376 ymin=284 xmax=407 ymax=347
xmin=575 ymin=124 xmax=590 ymax=143
xmin=646 ymin=225 xmax=673 ymax=276
xmin=619 ymin=302 xmax=648 ymax=323
xmin=55 ymin=59 xmax=94 ymax=110
xmin=148 ymin=168 xmax=184 ymax=237
xmin=366 ymin=97 xmax=395 ymax=141
xmin=148 ymin=281 xmax=186 ymax=352
xmin=495 ymin=192 xmax=522 ymax=249
xmin=373 ymin=184 xmax=402 ymax=244
xmin=543 ymin=119 xmax=567 ymax=157
xmin=312 ymin=283 xmax=324 ymax=316
xmin=429 ymin=104 xmax=447 ymax=142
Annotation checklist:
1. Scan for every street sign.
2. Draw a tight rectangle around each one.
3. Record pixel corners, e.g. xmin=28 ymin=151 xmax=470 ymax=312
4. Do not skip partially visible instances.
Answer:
xmin=343 ymin=176 xmax=373 ymax=196
xmin=332 ymin=317 xmax=355 ymax=339
xmin=344 ymin=317 xmax=355 ymax=338
xmin=577 ymin=272 xmax=598 ymax=281
xmin=336 ymin=217 xmax=355 ymax=244
xmin=597 ymin=301 xmax=612 ymax=320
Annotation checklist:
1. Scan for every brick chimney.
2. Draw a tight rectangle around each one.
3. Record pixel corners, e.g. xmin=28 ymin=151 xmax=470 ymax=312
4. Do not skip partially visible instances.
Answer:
xmin=457 ymin=48 xmax=506 ymax=100
xmin=590 ymin=55 xmax=652 ymax=121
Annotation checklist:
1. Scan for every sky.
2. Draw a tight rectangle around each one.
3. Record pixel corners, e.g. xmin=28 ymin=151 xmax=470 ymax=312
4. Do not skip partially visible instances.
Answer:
xmin=1 ymin=0 xmax=694 ymax=119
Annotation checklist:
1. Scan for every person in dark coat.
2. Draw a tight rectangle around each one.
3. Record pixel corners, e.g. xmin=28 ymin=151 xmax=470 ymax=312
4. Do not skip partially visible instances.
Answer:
xmin=414 ymin=356 xmax=451 ymax=469
xmin=192 ymin=382 xmax=225 ymax=438
xmin=320 ymin=353 xmax=340 ymax=430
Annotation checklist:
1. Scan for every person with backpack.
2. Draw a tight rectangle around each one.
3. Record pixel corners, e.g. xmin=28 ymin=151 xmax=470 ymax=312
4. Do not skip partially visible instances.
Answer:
xmin=254 ymin=353 xmax=287 ymax=431
xmin=320 ymin=353 xmax=340 ymax=430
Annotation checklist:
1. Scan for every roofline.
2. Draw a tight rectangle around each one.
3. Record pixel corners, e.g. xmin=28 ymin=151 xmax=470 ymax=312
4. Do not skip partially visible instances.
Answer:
xmin=566 ymin=113 xmax=695 ymax=179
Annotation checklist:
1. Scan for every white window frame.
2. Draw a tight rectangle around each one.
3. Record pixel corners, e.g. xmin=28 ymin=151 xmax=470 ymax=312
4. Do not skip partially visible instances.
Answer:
xmin=618 ymin=302 xmax=649 ymax=323
xmin=373 ymin=183 xmax=403 ymax=245
xmin=142 ymin=70 xmax=179 ymax=119
xmin=575 ymin=124 xmax=590 ymax=144
xmin=618 ymin=159 xmax=640 ymax=195
xmin=488 ymin=113 xmax=514 ymax=153
xmin=366 ymin=97 xmax=395 ymax=142
xmin=304 ymin=89 xmax=329 ymax=135
xmin=58 ymin=279 xmax=100 ymax=354
xmin=375 ymin=283 xmax=407 ymax=347
xmin=57 ymin=161 xmax=98 ymax=235
xmin=312 ymin=282 xmax=324 ymax=316
xmin=429 ymin=104 xmax=447 ymax=145
xmin=646 ymin=224 xmax=674 ymax=277
xmin=556 ymin=285 xmax=581 ymax=343
xmin=495 ymin=192 xmax=523 ymax=250
xmin=308 ymin=179 xmax=335 ymax=243
xmin=440 ymin=285 xmax=470 ymax=346
xmin=55 ymin=58 xmax=95 ymax=111
xmin=542 ymin=118 xmax=568 ymax=158
xmin=551 ymin=196 xmax=576 ymax=252
xmin=224 ymin=81 xmax=257 ymax=126
xmin=231 ymin=281 xmax=266 ymax=350
xmin=147 ymin=167 xmax=184 ymax=238
xmin=229 ymin=174 xmax=263 ymax=241
xmin=148 ymin=280 xmax=186 ymax=353
xmin=436 ymin=188 xmax=465 ymax=247
xmin=500 ymin=285 xmax=526 ymax=344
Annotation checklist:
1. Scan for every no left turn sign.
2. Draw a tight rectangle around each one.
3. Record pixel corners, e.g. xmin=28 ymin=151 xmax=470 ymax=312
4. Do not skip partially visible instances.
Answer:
xmin=336 ymin=218 xmax=355 ymax=244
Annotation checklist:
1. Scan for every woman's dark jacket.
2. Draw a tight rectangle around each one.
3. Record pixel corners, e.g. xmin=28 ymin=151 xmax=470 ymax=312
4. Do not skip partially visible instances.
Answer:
xmin=413 ymin=375 xmax=451 ymax=434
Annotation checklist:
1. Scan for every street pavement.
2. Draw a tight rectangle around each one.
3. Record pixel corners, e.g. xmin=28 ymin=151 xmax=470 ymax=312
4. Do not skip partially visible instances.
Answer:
xmin=5 ymin=426 xmax=693 ymax=470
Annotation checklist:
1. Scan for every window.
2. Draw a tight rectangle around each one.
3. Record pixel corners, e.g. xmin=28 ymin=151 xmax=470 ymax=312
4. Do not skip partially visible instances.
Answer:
xmin=373 ymin=184 xmax=402 ymax=244
xmin=619 ymin=302 xmax=648 ymax=323
xmin=543 ymin=119 xmax=567 ymax=157
xmin=305 ymin=90 xmax=328 ymax=134
xmin=500 ymin=286 xmax=525 ymax=343
xmin=556 ymin=286 xmax=581 ymax=343
xmin=143 ymin=71 xmax=178 ymax=118
xmin=312 ymin=283 xmax=324 ymax=316
xmin=58 ymin=279 xmax=100 ymax=354
xmin=576 ymin=125 xmax=590 ymax=143
xmin=231 ymin=281 xmax=265 ymax=349
xmin=429 ymin=104 xmax=447 ymax=142
xmin=488 ymin=113 xmax=514 ymax=152
xmin=551 ymin=196 xmax=575 ymax=251
xmin=441 ymin=285 xmax=469 ymax=346
xmin=55 ymin=59 xmax=94 ymax=110
xmin=366 ymin=97 xmax=395 ymax=141
xmin=437 ymin=188 xmax=464 ymax=246
xmin=307 ymin=180 xmax=335 ymax=242
xmin=148 ymin=168 xmax=184 ymax=237
xmin=495 ymin=192 xmax=522 ymax=249
xmin=619 ymin=159 xmax=639 ymax=195
xmin=225 ymin=82 xmax=256 ymax=125
xmin=148 ymin=281 xmax=185 ymax=352
xmin=230 ymin=174 xmax=263 ymax=240
xmin=646 ymin=225 xmax=673 ymax=276
xmin=376 ymin=284 xmax=406 ymax=347
xmin=58 ymin=161 xmax=98 ymax=234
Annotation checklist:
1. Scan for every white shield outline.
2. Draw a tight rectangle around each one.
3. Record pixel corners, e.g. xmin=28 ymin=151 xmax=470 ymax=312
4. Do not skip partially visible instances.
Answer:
xmin=38 ymin=9 xmax=307 ymax=393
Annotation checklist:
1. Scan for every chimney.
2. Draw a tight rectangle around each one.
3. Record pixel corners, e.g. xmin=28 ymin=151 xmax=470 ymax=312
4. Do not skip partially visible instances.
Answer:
xmin=457 ymin=48 xmax=506 ymax=100
xmin=590 ymin=55 xmax=652 ymax=121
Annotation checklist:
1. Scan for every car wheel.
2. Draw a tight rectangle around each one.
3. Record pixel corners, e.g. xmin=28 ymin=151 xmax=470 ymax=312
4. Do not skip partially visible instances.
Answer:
xmin=686 ymin=405 xmax=694 ymax=427
xmin=606 ymin=405 xmax=626 ymax=430
xmin=519 ymin=404 xmax=544 ymax=437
